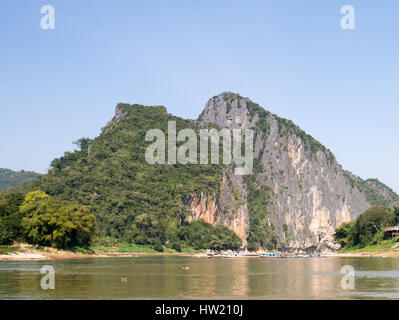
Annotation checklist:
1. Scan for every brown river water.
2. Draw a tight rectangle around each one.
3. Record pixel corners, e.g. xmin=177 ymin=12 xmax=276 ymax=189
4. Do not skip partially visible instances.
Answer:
xmin=1 ymin=256 xmax=399 ymax=299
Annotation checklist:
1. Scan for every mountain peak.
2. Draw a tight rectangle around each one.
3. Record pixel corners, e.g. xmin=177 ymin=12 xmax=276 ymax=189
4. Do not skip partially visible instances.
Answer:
xmin=212 ymin=91 xmax=242 ymax=99
xmin=207 ymin=92 xmax=248 ymax=107
xmin=198 ymin=92 xmax=254 ymax=129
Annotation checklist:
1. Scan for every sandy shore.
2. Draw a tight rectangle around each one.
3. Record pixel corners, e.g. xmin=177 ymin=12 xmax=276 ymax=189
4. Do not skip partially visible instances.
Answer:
xmin=2 ymin=244 xmax=399 ymax=261
xmin=3 ymin=251 xmax=399 ymax=261
xmin=0 ymin=251 xmax=47 ymax=260
xmin=327 ymin=251 xmax=399 ymax=258
xmin=0 ymin=244 xmax=205 ymax=261
xmin=0 ymin=250 xmax=200 ymax=261
xmin=0 ymin=250 xmax=206 ymax=261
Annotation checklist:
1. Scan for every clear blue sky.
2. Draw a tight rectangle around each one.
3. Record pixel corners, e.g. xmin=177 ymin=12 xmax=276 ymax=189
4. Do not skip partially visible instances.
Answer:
xmin=1 ymin=0 xmax=398 ymax=192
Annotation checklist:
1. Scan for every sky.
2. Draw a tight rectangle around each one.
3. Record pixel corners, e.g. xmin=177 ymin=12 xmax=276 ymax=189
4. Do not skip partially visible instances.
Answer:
xmin=0 ymin=0 xmax=398 ymax=192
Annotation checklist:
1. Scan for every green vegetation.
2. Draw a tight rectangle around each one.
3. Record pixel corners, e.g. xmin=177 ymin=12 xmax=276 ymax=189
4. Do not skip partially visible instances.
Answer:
xmin=6 ymin=104 xmax=242 ymax=251
xmin=344 ymin=172 xmax=399 ymax=207
xmin=246 ymin=97 xmax=336 ymax=166
xmin=223 ymin=92 xmax=237 ymax=114
xmin=20 ymin=191 xmax=97 ymax=248
xmin=339 ymin=239 xmax=399 ymax=253
xmin=0 ymin=190 xmax=97 ymax=248
xmin=0 ymin=192 xmax=26 ymax=245
xmin=334 ymin=206 xmax=399 ymax=250
xmin=244 ymin=159 xmax=279 ymax=251
xmin=178 ymin=219 xmax=242 ymax=251
xmin=0 ymin=168 xmax=40 ymax=191
xmin=91 ymin=239 xmax=202 ymax=254
xmin=92 ymin=241 xmax=162 ymax=254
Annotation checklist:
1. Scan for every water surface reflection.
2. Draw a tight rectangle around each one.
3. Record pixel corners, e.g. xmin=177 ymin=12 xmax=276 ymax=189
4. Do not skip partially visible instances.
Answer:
xmin=1 ymin=256 xmax=399 ymax=299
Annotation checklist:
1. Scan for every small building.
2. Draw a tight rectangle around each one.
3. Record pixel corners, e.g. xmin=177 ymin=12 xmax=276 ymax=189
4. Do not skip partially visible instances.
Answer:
xmin=384 ymin=226 xmax=399 ymax=239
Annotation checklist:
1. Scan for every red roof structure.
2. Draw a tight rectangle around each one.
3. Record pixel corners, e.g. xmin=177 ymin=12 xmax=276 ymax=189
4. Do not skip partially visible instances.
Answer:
xmin=385 ymin=226 xmax=399 ymax=232
xmin=384 ymin=226 xmax=399 ymax=239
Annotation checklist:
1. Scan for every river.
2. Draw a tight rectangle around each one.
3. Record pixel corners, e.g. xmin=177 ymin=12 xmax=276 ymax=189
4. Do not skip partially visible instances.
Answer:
xmin=1 ymin=256 xmax=399 ymax=299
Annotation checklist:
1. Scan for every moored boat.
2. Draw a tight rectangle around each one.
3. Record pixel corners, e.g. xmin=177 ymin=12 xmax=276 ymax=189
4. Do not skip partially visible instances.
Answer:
xmin=310 ymin=254 xmax=327 ymax=258
xmin=222 ymin=253 xmax=245 ymax=258
xmin=259 ymin=252 xmax=281 ymax=258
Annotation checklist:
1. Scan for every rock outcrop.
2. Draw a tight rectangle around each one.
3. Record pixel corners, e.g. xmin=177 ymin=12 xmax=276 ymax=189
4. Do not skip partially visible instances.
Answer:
xmin=191 ymin=92 xmax=392 ymax=252
xmin=188 ymin=168 xmax=249 ymax=245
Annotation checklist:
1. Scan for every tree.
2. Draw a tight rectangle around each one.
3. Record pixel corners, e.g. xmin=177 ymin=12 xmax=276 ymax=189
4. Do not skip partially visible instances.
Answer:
xmin=73 ymin=137 xmax=92 ymax=150
xmin=0 ymin=219 xmax=14 ymax=245
xmin=333 ymin=221 xmax=355 ymax=247
xmin=354 ymin=206 xmax=394 ymax=246
xmin=392 ymin=206 xmax=399 ymax=225
xmin=334 ymin=206 xmax=397 ymax=249
xmin=0 ymin=192 xmax=25 ymax=244
xmin=178 ymin=219 xmax=242 ymax=251
xmin=20 ymin=191 xmax=97 ymax=248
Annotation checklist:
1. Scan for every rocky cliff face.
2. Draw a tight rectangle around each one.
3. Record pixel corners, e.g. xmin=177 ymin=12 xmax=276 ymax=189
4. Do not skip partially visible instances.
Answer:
xmin=188 ymin=168 xmax=249 ymax=245
xmin=192 ymin=92 xmax=382 ymax=252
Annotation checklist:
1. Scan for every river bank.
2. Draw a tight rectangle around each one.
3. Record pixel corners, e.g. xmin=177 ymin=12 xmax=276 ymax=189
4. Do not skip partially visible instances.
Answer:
xmin=2 ymin=243 xmax=399 ymax=261
xmin=327 ymin=251 xmax=399 ymax=258
xmin=0 ymin=243 xmax=204 ymax=261
xmin=0 ymin=250 xmax=197 ymax=261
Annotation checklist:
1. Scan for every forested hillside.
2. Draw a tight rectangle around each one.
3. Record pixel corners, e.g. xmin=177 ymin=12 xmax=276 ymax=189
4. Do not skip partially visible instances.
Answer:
xmin=15 ymin=104 xmax=241 ymax=251
xmin=0 ymin=168 xmax=40 ymax=191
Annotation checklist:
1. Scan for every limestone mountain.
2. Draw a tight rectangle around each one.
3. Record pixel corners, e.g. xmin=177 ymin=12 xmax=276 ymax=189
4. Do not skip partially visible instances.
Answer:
xmin=197 ymin=92 xmax=398 ymax=251
xmin=18 ymin=92 xmax=398 ymax=252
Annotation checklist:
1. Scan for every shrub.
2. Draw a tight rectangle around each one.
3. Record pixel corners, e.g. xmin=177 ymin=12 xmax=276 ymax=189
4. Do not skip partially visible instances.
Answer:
xmin=178 ymin=219 xmax=242 ymax=251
